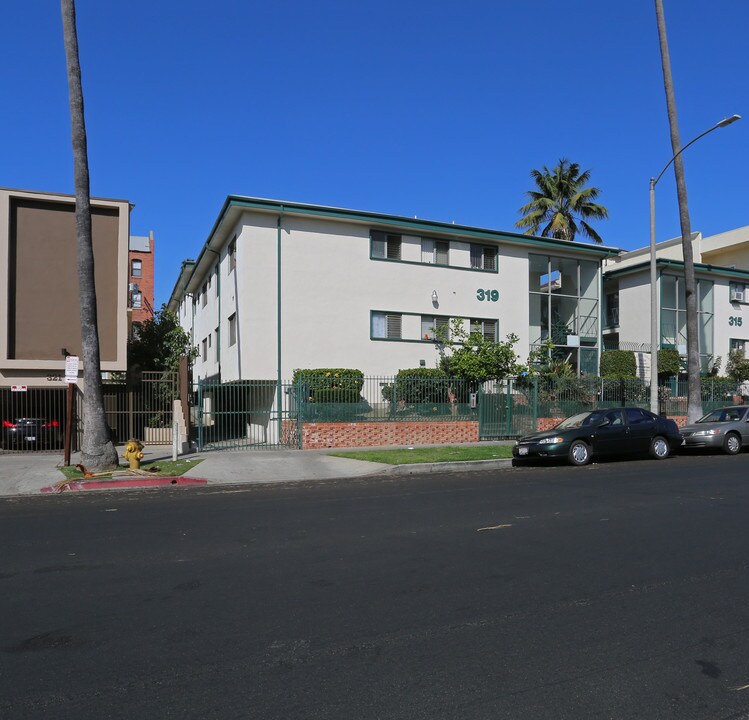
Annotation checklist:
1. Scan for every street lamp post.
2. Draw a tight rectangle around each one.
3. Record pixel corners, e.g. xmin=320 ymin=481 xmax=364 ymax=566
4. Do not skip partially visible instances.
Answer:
xmin=648 ymin=114 xmax=741 ymax=414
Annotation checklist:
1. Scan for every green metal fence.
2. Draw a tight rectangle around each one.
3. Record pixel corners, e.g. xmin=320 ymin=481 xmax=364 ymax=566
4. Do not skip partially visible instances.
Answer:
xmin=196 ymin=379 xmax=299 ymax=450
xmin=478 ymin=379 xmax=538 ymax=439
xmin=192 ymin=375 xmax=747 ymax=450
xmin=297 ymin=376 xmax=478 ymax=423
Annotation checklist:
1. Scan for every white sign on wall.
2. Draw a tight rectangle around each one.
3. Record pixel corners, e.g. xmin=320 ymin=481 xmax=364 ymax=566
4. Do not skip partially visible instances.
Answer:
xmin=65 ymin=355 xmax=80 ymax=384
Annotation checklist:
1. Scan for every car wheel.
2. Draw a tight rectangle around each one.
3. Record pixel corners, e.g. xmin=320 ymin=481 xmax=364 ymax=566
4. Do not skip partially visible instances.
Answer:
xmin=568 ymin=440 xmax=591 ymax=466
xmin=650 ymin=436 xmax=670 ymax=460
xmin=723 ymin=432 xmax=741 ymax=456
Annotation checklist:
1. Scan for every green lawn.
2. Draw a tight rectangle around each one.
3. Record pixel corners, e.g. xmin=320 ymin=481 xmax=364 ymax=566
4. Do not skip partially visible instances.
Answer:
xmin=59 ymin=457 xmax=203 ymax=480
xmin=328 ymin=445 xmax=514 ymax=465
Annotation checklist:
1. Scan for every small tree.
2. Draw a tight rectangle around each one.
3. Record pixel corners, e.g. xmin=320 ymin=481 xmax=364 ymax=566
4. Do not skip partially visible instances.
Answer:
xmin=436 ymin=319 xmax=523 ymax=384
xmin=128 ymin=305 xmax=196 ymax=373
xmin=726 ymin=350 xmax=749 ymax=383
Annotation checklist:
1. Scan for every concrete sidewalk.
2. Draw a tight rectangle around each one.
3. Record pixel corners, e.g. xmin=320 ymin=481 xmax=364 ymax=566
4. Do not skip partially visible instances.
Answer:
xmin=0 ymin=442 xmax=514 ymax=497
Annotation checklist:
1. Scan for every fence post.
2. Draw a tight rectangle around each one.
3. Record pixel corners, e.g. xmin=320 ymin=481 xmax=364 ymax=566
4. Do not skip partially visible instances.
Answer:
xmin=532 ymin=376 xmax=538 ymax=432
xmin=506 ymin=379 xmax=512 ymax=437
xmin=297 ymin=377 xmax=303 ymax=450
xmin=197 ymin=378 xmax=203 ymax=452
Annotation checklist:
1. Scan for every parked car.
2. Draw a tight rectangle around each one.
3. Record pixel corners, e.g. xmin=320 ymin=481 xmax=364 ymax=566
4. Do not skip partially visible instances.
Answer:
xmin=680 ymin=406 xmax=749 ymax=455
xmin=513 ymin=407 xmax=682 ymax=466
xmin=1 ymin=418 xmax=63 ymax=450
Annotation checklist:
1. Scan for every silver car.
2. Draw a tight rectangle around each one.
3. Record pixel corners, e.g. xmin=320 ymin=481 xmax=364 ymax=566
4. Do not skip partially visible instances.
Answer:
xmin=680 ymin=406 xmax=749 ymax=455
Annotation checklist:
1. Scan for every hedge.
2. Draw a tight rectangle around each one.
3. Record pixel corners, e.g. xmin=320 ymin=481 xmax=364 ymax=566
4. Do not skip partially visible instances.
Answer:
xmin=600 ymin=350 xmax=637 ymax=378
xmin=381 ymin=368 xmax=454 ymax=404
xmin=292 ymin=368 xmax=364 ymax=403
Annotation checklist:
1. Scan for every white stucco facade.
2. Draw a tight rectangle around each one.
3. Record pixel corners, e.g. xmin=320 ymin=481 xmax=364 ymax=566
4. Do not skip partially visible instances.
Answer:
xmin=169 ymin=197 xmax=617 ymax=385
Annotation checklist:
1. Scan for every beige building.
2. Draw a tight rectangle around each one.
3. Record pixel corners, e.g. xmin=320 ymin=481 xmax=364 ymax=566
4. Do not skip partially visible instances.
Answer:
xmin=168 ymin=196 xmax=619 ymax=387
xmin=603 ymin=227 xmax=749 ymax=374
xmin=0 ymin=187 xmax=131 ymax=387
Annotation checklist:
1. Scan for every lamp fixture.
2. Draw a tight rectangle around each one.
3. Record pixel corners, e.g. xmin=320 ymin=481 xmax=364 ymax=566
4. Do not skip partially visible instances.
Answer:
xmin=431 ymin=290 xmax=438 ymax=302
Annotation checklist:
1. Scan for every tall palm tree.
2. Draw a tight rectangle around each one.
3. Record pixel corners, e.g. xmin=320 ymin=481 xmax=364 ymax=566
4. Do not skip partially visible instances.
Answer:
xmin=654 ymin=0 xmax=702 ymax=423
xmin=516 ymin=159 xmax=609 ymax=243
xmin=61 ymin=0 xmax=119 ymax=469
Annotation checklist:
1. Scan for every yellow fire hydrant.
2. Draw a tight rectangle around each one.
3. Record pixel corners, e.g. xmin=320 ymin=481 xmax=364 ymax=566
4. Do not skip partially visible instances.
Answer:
xmin=123 ymin=439 xmax=144 ymax=470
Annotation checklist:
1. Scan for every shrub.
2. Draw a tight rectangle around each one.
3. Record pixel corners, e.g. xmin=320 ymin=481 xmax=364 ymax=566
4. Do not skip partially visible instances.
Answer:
xmin=600 ymin=377 xmax=647 ymax=404
xmin=657 ymin=348 xmax=681 ymax=379
xmin=382 ymin=368 xmax=452 ymax=404
xmin=292 ymin=368 xmax=364 ymax=402
xmin=700 ymin=377 xmax=738 ymax=401
xmin=600 ymin=350 xmax=636 ymax=378
xmin=313 ymin=388 xmax=361 ymax=403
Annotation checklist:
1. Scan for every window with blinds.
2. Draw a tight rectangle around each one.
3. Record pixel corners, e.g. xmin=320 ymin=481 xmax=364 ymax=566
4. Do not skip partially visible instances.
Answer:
xmin=371 ymin=231 xmax=402 ymax=260
xmin=470 ymin=244 xmax=497 ymax=270
xmin=421 ymin=315 xmax=450 ymax=341
xmin=470 ymin=318 xmax=497 ymax=342
xmin=372 ymin=311 xmax=402 ymax=339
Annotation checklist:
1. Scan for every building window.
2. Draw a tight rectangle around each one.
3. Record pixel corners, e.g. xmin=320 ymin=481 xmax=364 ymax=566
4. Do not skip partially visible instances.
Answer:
xmin=215 ymin=265 xmax=219 ymax=295
xmin=131 ymin=259 xmax=142 ymax=278
xmin=372 ymin=311 xmax=402 ymax=339
xmin=470 ymin=318 xmax=497 ymax=342
xmin=421 ymin=315 xmax=450 ymax=341
xmin=421 ymin=238 xmax=450 ymax=265
xmin=605 ymin=292 xmax=619 ymax=328
xmin=371 ymin=231 xmax=402 ymax=260
xmin=131 ymin=292 xmax=142 ymax=309
xmin=228 ymin=313 xmax=237 ymax=346
xmin=131 ymin=322 xmax=142 ymax=341
xmin=202 ymin=282 xmax=207 ymax=307
xmin=529 ymin=254 xmax=599 ymax=375
xmin=201 ymin=338 xmax=207 ymax=362
xmin=661 ymin=275 xmax=714 ymax=372
xmin=470 ymin=244 xmax=497 ymax=271
xmin=730 ymin=283 xmax=747 ymax=303
xmin=730 ymin=338 xmax=746 ymax=355
xmin=228 ymin=237 xmax=237 ymax=273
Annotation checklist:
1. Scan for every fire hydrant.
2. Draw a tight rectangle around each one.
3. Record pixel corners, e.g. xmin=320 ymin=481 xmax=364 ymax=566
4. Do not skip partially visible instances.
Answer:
xmin=123 ymin=439 xmax=144 ymax=470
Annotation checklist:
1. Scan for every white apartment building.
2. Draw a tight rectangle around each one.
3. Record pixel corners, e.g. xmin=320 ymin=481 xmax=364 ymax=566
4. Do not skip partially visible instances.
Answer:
xmin=603 ymin=226 xmax=749 ymax=374
xmin=167 ymin=197 xmax=620 ymax=386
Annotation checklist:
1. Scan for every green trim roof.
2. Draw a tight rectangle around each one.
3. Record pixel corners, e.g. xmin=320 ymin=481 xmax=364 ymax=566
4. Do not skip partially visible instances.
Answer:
xmin=604 ymin=258 xmax=749 ymax=281
xmin=174 ymin=195 xmax=621 ymax=302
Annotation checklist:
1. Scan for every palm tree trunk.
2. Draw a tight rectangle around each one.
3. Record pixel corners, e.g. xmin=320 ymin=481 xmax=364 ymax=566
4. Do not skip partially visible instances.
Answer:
xmin=654 ymin=0 xmax=703 ymax=423
xmin=61 ymin=0 xmax=119 ymax=469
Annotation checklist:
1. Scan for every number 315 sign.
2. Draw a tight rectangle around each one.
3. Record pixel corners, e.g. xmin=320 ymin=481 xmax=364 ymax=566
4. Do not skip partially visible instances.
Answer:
xmin=729 ymin=316 xmax=743 ymax=327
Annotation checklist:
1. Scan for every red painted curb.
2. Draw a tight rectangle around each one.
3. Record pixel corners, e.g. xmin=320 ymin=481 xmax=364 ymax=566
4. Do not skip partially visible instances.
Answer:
xmin=41 ymin=476 xmax=208 ymax=493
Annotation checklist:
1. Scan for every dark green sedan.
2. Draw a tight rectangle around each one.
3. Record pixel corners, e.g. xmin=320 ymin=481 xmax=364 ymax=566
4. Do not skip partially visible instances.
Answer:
xmin=512 ymin=407 xmax=683 ymax=466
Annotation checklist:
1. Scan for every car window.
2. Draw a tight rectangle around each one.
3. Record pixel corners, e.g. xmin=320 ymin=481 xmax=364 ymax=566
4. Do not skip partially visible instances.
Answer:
xmin=605 ymin=410 xmax=624 ymax=426
xmin=558 ymin=412 xmax=602 ymax=429
xmin=625 ymin=408 xmax=650 ymax=425
xmin=699 ymin=409 xmax=738 ymax=423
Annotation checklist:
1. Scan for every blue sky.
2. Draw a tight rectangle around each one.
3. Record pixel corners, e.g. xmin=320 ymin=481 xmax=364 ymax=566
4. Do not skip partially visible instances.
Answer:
xmin=1 ymin=1 xmax=746 ymax=306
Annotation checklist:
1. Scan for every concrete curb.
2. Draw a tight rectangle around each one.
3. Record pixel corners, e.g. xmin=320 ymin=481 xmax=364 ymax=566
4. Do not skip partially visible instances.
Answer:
xmin=379 ymin=458 xmax=515 ymax=475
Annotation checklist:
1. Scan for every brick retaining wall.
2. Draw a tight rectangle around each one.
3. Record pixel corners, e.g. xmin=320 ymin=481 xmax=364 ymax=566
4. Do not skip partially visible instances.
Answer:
xmin=537 ymin=415 xmax=689 ymax=432
xmin=301 ymin=421 xmax=479 ymax=449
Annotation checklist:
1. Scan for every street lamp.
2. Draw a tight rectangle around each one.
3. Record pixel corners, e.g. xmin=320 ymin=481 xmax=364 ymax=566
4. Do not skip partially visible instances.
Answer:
xmin=648 ymin=114 xmax=741 ymax=414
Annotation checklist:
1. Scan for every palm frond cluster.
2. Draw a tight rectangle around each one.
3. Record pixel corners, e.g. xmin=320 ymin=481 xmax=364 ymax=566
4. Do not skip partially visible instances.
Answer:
xmin=516 ymin=158 xmax=608 ymax=243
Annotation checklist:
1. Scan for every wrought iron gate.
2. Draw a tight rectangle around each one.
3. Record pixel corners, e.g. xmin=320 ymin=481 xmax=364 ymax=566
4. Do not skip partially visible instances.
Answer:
xmin=478 ymin=378 xmax=538 ymax=439
xmin=196 ymin=379 xmax=299 ymax=450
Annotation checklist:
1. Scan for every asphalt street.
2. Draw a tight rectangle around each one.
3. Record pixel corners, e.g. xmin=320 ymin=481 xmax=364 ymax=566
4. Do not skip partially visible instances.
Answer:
xmin=2 ymin=452 xmax=749 ymax=719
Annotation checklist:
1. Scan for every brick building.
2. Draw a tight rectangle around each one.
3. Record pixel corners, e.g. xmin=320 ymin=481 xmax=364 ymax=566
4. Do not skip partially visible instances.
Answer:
xmin=128 ymin=231 xmax=155 ymax=336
